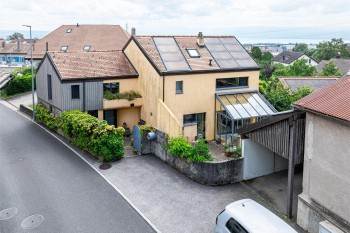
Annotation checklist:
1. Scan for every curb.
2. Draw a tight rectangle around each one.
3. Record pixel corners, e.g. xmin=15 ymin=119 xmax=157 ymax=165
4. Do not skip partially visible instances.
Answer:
xmin=0 ymin=100 xmax=162 ymax=233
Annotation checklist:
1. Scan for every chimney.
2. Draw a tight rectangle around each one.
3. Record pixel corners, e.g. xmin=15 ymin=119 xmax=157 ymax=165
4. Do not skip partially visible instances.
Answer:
xmin=131 ymin=27 xmax=136 ymax=36
xmin=46 ymin=42 xmax=49 ymax=52
xmin=209 ymin=59 xmax=212 ymax=66
xmin=197 ymin=32 xmax=205 ymax=47
xmin=282 ymin=53 xmax=285 ymax=61
xmin=17 ymin=38 xmax=21 ymax=52
xmin=2 ymin=41 xmax=5 ymax=48
xmin=77 ymin=23 xmax=79 ymax=27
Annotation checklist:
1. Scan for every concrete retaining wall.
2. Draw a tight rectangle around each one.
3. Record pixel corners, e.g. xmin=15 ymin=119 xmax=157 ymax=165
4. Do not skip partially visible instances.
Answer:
xmin=19 ymin=104 xmax=33 ymax=117
xmin=141 ymin=129 xmax=243 ymax=185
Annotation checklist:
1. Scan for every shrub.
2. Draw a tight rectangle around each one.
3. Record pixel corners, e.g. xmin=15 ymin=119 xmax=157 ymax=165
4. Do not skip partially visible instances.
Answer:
xmin=35 ymin=106 xmax=124 ymax=162
xmin=2 ymin=67 xmax=36 ymax=97
xmin=167 ymin=136 xmax=212 ymax=162
xmin=104 ymin=90 xmax=142 ymax=101
xmin=224 ymin=144 xmax=242 ymax=159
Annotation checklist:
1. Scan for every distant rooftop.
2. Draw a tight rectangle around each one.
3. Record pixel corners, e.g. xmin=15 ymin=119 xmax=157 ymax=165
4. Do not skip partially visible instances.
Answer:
xmin=0 ymin=39 xmax=32 ymax=54
xmin=316 ymin=58 xmax=350 ymax=74
xmin=272 ymin=51 xmax=304 ymax=64
xmin=29 ymin=24 xmax=130 ymax=60
xmin=278 ymin=76 xmax=339 ymax=92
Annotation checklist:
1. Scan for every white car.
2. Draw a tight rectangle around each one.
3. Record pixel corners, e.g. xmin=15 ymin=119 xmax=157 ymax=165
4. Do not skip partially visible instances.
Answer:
xmin=215 ymin=199 xmax=297 ymax=233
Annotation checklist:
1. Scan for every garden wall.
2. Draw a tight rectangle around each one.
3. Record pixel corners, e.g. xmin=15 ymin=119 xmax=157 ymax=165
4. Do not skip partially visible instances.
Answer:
xmin=140 ymin=129 xmax=243 ymax=185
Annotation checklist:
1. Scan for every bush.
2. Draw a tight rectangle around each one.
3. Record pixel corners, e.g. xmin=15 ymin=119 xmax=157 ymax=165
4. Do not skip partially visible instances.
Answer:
xmin=104 ymin=90 xmax=141 ymax=101
xmin=2 ymin=67 xmax=36 ymax=97
xmin=167 ymin=136 xmax=212 ymax=162
xmin=35 ymin=105 xmax=124 ymax=162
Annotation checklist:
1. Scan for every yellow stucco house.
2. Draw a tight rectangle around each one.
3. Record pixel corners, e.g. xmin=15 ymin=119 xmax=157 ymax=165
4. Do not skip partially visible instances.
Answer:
xmin=123 ymin=33 xmax=277 ymax=143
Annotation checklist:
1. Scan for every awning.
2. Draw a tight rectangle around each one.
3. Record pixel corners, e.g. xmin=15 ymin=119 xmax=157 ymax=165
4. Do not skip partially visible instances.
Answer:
xmin=216 ymin=91 xmax=277 ymax=120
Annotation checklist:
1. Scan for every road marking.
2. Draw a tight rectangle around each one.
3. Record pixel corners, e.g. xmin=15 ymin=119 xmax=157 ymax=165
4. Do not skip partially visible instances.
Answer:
xmin=0 ymin=101 xmax=162 ymax=233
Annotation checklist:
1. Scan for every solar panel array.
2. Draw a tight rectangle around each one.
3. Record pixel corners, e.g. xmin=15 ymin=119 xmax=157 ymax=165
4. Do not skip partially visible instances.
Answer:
xmin=205 ymin=37 xmax=259 ymax=69
xmin=153 ymin=37 xmax=191 ymax=72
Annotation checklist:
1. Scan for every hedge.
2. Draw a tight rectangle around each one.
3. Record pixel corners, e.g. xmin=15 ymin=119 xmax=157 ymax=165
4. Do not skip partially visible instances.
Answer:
xmin=35 ymin=105 xmax=124 ymax=162
xmin=2 ymin=67 xmax=36 ymax=96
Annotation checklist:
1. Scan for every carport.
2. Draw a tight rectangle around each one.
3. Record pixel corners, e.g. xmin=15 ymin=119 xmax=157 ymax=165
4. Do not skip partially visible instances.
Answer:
xmin=236 ymin=110 xmax=305 ymax=218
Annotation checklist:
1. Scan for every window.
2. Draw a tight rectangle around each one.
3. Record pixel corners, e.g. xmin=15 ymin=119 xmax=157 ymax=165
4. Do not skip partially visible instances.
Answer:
xmin=176 ymin=81 xmax=183 ymax=94
xmin=103 ymin=82 xmax=119 ymax=97
xmin=47 ymin=75 xmax=52 ymax=100
xmin=66 ymin=29 xmax=72 ymax=33
xmin=226 ymin=218 xmax=248 ymax=233
xmin=184 ymin=114 xmax=197 ymax=125
xmin=61 ymin=46 xmax=68 ymax=52
xmin=216 ymin=77 xmax=248 ymax=90
xmin=186 ymin=48 xmax=200 ymax=58
xmin=83 ymin=45 xmax=91 ymax=51
xmin=71 ymin=85 xmax=80 ymax=99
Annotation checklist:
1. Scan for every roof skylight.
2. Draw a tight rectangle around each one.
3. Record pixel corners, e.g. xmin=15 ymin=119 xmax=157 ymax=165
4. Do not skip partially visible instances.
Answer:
xmin=187 ymin=48 xmax=200 ymax=58
xmin=61 ymin=46 xmax=68 ymax=52
xmin=83 ymin=45 xmax=91 ymax=51
xmin=66 ymin=29 xmax=72 ymax=33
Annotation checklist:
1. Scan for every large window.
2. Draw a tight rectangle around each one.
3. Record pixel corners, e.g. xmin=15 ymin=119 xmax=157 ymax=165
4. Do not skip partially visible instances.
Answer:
xmin=176 ymin=81 xmax=183 ymax=94
xmin=71 ymin=85 xmax=80 ymax=99
xmin=103 ymin=82 xmax=119 ymax=97
xmin=216 ymin=77 xmax=248 ymax=90
xmin=47 ymin=75 xmax=52 ymax=100
xmin=226 ymin=218 xmax=248 ymax=233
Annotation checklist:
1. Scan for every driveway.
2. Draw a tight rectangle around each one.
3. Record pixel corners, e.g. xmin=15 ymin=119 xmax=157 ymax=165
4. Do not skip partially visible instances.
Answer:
xmin=6 ymin=91 xmax=37 ymax=108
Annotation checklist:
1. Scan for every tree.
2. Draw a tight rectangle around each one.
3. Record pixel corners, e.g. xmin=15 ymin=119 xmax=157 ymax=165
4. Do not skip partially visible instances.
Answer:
xmin=262 ymin=51 xmax=273 ymax=62
xmin=292 ymin=43 xmax=308 ymax=53
xmin=319 ymin=61 xmax=343 ymax=76
xmin=313 ymin=38 xmax=350 ymax=62
xmin=251 ymin=47 xmax=262 ymax=60
xmin=306 ymin=48 xmax=317 ymax=58
xmin=7 ymin=32 xmax=24 ymax=40
xmin=288 ymin=59 xmax=316 ymax=76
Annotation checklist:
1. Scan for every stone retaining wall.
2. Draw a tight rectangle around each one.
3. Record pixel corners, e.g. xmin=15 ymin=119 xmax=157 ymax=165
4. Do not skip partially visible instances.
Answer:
xmin=141 ymin=129 xmax=243 ymax=185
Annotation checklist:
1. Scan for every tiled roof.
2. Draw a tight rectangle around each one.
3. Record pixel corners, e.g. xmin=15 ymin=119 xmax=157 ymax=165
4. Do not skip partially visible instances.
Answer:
xmin=316 ymin=58 xmax=350 ymax=74
xmin=0 ymin=39 xmax=31 ymax=54
xmin=133 ymin=35 xmax=259 ymax=74
xmin=278 ymin=76 xmax=339 ymax=92
xmin=30 ymin=24 xmax=130 ymax=59
xmin=272 ymin=51 xmax=304 ymax=64
xmin=294 ymin=75 xmax=350 ymax=122
xmin=47 ymin=50 xmax=137 ymax=80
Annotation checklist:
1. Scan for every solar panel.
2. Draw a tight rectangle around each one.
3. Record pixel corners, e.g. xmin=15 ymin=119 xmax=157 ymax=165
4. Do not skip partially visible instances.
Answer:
xmin=206 ymin=37 xmax=259 ymax=69
xmin=153 ymin=37 xmax=191 ymax=72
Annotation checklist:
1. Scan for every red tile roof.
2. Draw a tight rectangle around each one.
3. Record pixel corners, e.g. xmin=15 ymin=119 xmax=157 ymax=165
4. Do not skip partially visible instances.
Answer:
xmin=31 ymin=25 xmax=130 ymax=59
xmin=294 ymin=75 xmax=350 ymax=122
xmin=48 ymin=50 xmax=137 ymax=80
xmin=0 ymin=39 xmax=31 ymax=54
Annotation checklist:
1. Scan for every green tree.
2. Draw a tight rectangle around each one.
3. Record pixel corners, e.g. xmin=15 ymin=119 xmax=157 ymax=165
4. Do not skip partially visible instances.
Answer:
xmin=262 ymin=51 xmax=273 ymax=61
xmin=251 ymin=46 xmax=262 ymax=60
xmin=292 ymin=43 xmax=308 ymax=53
xmin=306 ymin=48 xmax=317 ymax=58
xmin=319 ymin=61 xmax=343 ymax=76
xmin=7 ymin=32 xmax=24 ymax=40
xmin=288 ymin=59 xmax=316 ymax=76
xmin=313 ymin=38 xmax=350 ymax=62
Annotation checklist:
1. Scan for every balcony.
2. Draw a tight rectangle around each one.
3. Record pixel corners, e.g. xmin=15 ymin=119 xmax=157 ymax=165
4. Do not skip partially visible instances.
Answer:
xmin=103 ymin=97 xmax=143 ymax=109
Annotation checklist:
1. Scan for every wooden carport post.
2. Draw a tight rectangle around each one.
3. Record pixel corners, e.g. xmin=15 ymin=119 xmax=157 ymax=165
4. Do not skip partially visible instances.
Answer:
xmin=287 ymin=116 xmax=297 ymax=218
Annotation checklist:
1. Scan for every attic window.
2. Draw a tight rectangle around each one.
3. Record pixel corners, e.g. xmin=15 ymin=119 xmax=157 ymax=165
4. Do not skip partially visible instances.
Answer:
xmin=66 ymin=29 xmax=72 ymax=33
xmin=187 ymin=48 xmax=200 ymax=58
xmin=61 ymin=46 xmax=68 ymax=52
xmin=83 ymin=45 xmax=91 ymax=51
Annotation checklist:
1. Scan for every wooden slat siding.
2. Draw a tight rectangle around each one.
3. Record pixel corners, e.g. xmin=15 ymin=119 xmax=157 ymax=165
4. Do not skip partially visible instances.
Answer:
xmin=36 ymin=56 xmax=62 ymax=110
xmin=85 ymin=81 xmax=103 ymax=111
xmin=61 ymin=82 xmax=83 ymax=111
xmin=245 ymin=118 xmax=305 ymax=164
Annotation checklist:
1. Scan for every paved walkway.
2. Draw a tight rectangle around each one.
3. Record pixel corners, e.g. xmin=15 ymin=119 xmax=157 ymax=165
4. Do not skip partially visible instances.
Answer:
xmin=6 ymin=91 xmax=37 ymax=108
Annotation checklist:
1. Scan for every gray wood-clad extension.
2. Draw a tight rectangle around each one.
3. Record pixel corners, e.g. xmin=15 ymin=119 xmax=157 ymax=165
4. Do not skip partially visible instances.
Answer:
xmin=36 ymin=55 xmax=103 ymax=112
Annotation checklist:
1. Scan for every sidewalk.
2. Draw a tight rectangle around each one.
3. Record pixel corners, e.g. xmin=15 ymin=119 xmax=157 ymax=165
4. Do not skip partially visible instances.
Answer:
xmin=6 ymin=91 xmax=37 ymax=108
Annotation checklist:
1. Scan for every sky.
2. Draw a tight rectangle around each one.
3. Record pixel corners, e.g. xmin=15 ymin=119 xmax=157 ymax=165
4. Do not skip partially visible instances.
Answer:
xmin=1 ymin=0 xmax=350 ymax=43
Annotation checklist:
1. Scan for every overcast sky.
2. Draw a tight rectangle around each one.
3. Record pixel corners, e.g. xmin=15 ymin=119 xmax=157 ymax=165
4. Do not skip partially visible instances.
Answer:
xmin=1 ymin=0 xmax=350 ymax=43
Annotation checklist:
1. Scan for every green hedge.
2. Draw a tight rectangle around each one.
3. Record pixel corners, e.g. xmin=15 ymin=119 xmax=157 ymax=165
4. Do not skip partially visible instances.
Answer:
xmin=35 ymin=105 xmax=124 ymax=162
xmin=2 ymin=67 xmax=36 ymax=97
xmin=167 ymin=136 xmax=212 ymax=162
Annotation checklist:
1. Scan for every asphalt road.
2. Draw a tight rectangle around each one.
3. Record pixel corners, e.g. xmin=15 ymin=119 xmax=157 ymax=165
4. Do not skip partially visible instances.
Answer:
xmin=0 ymin=103 xmax=155 ymax=233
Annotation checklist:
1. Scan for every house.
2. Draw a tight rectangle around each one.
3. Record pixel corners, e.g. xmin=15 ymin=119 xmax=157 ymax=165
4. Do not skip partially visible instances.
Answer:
xmin=122 ymin=33 xmax=277 ymax=142
xmin=28 ymin=24 xmax=130 ymax=66
xmin=294 ymin=75 xmax=350 ymax=233
xmin=272 ymin=51 xmax=318 ymax=66
xmin=36 ymin=50 xmax=141 ymax=129
xmin=278 ymin=76 xmax=339 ymax=92
xmin=316 ymin=58 xmax=350 ymax=75
xmin=0 ymin=39 xmax=32 ymax=71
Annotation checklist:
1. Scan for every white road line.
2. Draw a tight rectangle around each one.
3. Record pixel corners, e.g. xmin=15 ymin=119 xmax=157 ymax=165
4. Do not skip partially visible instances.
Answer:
xmin=0 ymin=101 xmax=162 ymax=233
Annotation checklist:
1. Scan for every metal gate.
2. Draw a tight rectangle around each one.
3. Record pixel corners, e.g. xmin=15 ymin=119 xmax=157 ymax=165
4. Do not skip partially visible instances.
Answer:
xmin=132 ymin=125 xmax=141 ymax=153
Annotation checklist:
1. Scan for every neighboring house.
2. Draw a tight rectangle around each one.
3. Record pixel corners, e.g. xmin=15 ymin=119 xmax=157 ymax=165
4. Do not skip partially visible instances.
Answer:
xmin=36 ymin=50 xmax=141 ymax=128
xmin=28 ymin=24 xmax=130 ymax=66
xmin=278 ymin=76 xmax=339 ymax=92
xmin=123 ymin=33 xmax=277 ymax=142
xmin=244 ymin=44 xmax=283 ymax=56
xmin=0 ymin=39 xmax=31 ymax=68
xmin=272 ymin=51 xmax=318 ymax=66
xmin=316 ymin=58 xmax=350 ymax=75
xmin=294 ymin=75 xmax=350 ymax=233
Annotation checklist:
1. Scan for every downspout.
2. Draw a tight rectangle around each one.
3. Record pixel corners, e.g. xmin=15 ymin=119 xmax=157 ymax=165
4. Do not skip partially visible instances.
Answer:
xmin=162 ymin=75 xmax=165 ymax=102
